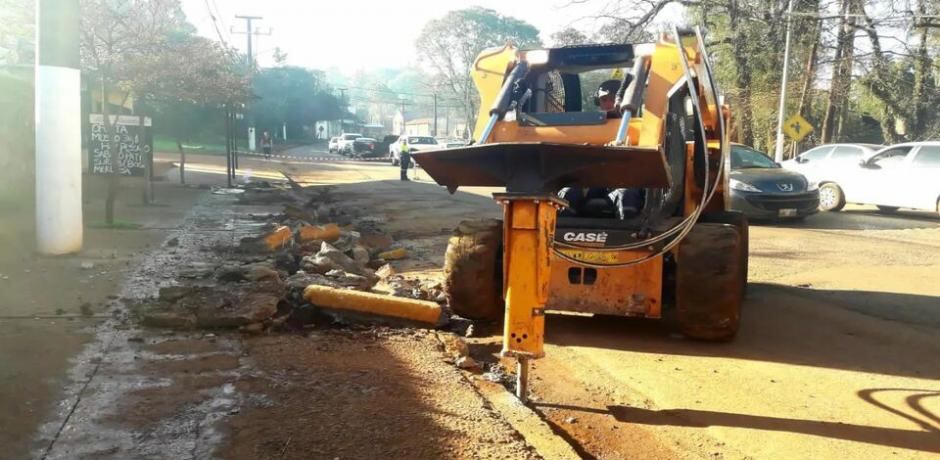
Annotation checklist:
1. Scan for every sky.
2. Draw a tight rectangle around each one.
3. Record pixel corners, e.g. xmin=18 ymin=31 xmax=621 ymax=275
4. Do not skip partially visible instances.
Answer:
xmin=179 ymin=0 xmax=683 ymax=72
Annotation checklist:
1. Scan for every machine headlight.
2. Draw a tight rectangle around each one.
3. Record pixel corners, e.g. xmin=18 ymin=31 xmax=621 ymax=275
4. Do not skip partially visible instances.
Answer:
xmin=807 ymin=181 xmax=819 ymax=191
xmin=730 ymin=178 xmax=761 ymax=192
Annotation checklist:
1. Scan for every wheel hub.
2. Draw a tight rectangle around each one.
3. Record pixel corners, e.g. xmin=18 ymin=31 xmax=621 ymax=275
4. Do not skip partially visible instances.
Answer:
xmin=820 ymin=187 xmax=835 ymax=209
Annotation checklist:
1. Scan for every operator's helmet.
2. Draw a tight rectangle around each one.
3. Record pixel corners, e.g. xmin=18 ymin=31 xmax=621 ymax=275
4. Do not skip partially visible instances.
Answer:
xmin=593 ymin=79 xmax=622 ymax=106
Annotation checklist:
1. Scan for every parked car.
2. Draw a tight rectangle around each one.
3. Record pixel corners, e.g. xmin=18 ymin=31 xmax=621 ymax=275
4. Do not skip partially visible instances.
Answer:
xmin=349 ymin=137 xmax=378 ymax=157
xmin=388 ymin=135 xmax=440 ymax=165
xmin=376 ymin=135 xmax=400 ymax=158
xmin=782 ymin=143 xmax=883 ymax=184
xmin=337 ymin=133 xmax=363 ymax=156
xmin=327 ymin=137 xmax=340 ymax=153
xmin=445 ymin=140 xmax=468 ymax=149
xmin=796 ymin=142 xmax=940 ymax=214
xmin=728 ymin=143 xmax=820 ymax=220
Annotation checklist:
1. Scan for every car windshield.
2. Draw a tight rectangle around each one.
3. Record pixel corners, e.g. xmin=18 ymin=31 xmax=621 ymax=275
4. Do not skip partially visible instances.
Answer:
xmin=356 ymin=138 xmax=376 ymax=142
xmin=731 ymin=146 xmax=778 ymax=169
xmin=408 ymin=136 xmax=437 ymax=144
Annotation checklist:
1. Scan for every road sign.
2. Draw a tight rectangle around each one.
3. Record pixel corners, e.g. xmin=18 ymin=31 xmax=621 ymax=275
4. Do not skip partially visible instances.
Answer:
xmin=610 ymin=68 xmax=624 ymax=80
xmin=783 ymin=114 xmax=814 ymax=142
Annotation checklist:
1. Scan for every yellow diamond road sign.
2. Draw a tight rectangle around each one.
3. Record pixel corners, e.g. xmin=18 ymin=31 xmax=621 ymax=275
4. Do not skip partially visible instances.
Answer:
xmin=610 ymin=68 xmax=624 ymax=80
xmin=783 ymin=114 xmax=814 ymax=142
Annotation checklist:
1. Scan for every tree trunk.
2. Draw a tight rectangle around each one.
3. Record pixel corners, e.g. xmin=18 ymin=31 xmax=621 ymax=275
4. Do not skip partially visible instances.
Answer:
xmin=731 ymin=45 xmax=754 ymax=145
xmin=102 ymin=78 xmax=118 ymax=225
xmin=139 ymin=112 xmax=152 ymax=205
xmin=176 ymin=139 xmax=186 ymax=184
xmin=792 ymin=20 xmax=820 ymax=158
xmin=821 ymin=0 xmax=853 ymax=143
xmin=910 ymin=0 xmax=933 ymax=139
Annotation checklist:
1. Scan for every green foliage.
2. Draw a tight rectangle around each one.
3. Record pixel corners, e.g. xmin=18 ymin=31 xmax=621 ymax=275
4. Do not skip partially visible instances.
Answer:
xmin=417 ymin=7 xmax=542 ymax=129
xmin=250 ymin=66 xmax=343 ymax=139
xmin=0 ymin=0 xmax=34 ymax=65
xmin=550 ymin=27 xmax=589 ymax=46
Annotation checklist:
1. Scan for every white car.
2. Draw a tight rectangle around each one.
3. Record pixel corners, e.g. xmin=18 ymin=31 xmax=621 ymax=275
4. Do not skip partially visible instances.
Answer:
xmin=388 ymin=135 xmax=440 ymax=165
xmin=327 ymin=137 xmax=340 ymax=153
xmin=336 ymin=133 xmax=363 ymax=156
xmin=782 ymin=143 xmax=883 ymax=184
xmin=787 ymin=142 xmax=940 ymax=215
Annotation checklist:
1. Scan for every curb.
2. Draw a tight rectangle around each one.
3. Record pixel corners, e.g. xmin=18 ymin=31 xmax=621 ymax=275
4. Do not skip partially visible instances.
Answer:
xmin=472 ymin=379 xmax=583 ymax=460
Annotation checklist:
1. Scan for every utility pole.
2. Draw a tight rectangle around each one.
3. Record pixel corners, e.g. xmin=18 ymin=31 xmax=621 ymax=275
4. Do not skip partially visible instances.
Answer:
xmin=773 ymin=0 xmax=796 ymax=163
xmin=232 ymin=15 xmax=270 ymax=152
xmin=338 ymin=88 xmax=348 ymax=133
xmin=35 ymin=0 xmax=82 ymax=255
xmin=433 ymin=94 xmax=438 ymax=138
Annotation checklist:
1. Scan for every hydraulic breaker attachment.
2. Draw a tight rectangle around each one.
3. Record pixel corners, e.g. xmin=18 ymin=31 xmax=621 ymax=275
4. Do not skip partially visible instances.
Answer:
xmin=494 ymin=193 xmax=566 ymax=402
xmin=414 ymin=143 xmax=668 ymax=402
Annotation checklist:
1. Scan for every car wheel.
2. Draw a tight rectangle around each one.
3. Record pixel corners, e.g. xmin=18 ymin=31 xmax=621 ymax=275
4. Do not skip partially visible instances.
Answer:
xmin=876 ymin=205 xmax=899 ymax=213
xmin=818 ymin=183 xmax=845 ymax=212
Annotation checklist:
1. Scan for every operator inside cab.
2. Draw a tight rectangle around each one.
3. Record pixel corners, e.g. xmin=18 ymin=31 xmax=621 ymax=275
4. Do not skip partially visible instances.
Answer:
xmin=594 ymin=79 xmax=620 ymax=112
xmin=558 ymin=77 xmax=644 ymax=220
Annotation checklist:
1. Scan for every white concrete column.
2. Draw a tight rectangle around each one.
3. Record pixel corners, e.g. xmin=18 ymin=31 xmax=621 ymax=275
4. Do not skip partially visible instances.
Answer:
xmin=35 ymin=0 xmax=83 ymax=255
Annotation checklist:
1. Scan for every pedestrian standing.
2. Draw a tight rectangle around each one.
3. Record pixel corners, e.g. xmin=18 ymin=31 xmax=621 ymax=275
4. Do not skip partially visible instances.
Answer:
xmin=399 ymin=136 xmax=411 ymax=181
xmin=261 ymin=131 xmax=273 ymax=159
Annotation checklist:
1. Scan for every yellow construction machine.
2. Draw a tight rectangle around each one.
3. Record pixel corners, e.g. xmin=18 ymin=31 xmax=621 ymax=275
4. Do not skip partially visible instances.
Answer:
xmin=413 ymin=28 xmax=748 ymax=401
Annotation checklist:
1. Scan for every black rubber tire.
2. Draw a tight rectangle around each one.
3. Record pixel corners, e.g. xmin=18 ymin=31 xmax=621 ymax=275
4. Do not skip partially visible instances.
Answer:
xmin=876 ymin=205 xmax=899 ymax=213
xmin=672 ymin=211 xmax=748 ymax=341
xmin=818 ymin=183 xmax=846 ymax=212
xmin=443 ymin=219 xmax=504 ymax=321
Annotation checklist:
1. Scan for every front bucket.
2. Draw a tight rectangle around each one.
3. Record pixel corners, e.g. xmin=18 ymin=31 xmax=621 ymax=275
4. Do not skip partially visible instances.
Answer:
xmin=412 ymin=142 xmax=671 ymax=193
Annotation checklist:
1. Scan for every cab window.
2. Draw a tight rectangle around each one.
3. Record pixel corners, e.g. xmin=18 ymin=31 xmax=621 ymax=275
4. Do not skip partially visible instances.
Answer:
xmin=799 ymin=146 xmax=832 ymax=162
xmin=869 ymin=147 xmax=912 ymax=169
xmin=911 ymin=146 xmax=940 ymax=168
xmin=829 ymin=146 xmax=863 ymax=161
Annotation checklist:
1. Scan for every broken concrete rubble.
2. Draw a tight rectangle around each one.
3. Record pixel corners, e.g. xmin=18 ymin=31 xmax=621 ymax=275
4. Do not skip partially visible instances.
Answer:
xmin=297 ymin=223 xmax=341 ymax=243
xmin=351 ymin=246 xmax=370 ymax=266
xmin=377 ymin=248 xmax=408 ymax=261
xmin=300 ymin=242 xmax=369 ymax=276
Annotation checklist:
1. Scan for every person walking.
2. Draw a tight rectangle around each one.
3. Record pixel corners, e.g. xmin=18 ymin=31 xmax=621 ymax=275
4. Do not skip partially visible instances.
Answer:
xmin=399 ymin=136 xmax=411 ymax=181
xmin=261 ymin=131 xmax=273 ymax=159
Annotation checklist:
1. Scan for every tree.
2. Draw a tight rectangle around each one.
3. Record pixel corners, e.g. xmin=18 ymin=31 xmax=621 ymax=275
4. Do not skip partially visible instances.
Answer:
xmin=250 ymin=66 xmax=342 ymax=140
xmin=80 ymin=0 xmax=188 ymax=224
xmin=416 ymin=7 xmax=541 ymax=134
xmin=550 ymin=27 xmax=589 ymax=46
xmin=125 ymin=33 xmax=249 ymax=185
xmin=0 ymin=0 xmax=34 ymax=65
xmin=272 ymin=46 xmax=288 ymax=66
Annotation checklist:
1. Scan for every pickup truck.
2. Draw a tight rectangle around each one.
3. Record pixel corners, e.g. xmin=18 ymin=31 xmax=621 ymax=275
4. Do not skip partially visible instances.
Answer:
xmin=336 ymin=133 xmax=363 ymax=156
xmin=388 ymin=135 xmax=440 ymax=165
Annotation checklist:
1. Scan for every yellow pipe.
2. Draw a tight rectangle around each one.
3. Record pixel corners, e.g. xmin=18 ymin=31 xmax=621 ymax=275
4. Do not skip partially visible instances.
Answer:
xmin=303 ymin=285 xmax=442 ymax=325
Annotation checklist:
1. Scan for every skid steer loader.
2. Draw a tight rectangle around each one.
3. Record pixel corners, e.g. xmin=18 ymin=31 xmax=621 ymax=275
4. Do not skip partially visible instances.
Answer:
xmin=413 ymin=28 xmax=748 ymax=401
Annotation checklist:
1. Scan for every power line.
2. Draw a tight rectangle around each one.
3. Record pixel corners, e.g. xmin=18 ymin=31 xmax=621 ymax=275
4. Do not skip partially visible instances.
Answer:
xmin=208 ymin=0 xmax=232 ymax=43
xmin=202 ymin=0 xmax=229 ymax=48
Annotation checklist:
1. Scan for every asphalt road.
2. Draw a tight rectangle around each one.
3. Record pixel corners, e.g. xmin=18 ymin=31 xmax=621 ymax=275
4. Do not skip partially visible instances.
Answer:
xmin=158 ymin=147 xmax=940 ymax=459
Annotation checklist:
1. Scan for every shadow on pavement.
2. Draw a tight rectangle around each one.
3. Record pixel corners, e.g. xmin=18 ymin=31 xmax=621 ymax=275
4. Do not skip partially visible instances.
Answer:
xmin=534 ymin=386 xmax=940 ymax=453
xmin=603 ymin=397 xmax=940 ymax=453
xmin=544 ymin=283 xmax=940 ymax=380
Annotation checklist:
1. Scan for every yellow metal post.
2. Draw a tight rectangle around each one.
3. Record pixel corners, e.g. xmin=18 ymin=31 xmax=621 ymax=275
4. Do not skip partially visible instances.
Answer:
xmin=495 ymin=193 xmax=565 ymax=402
